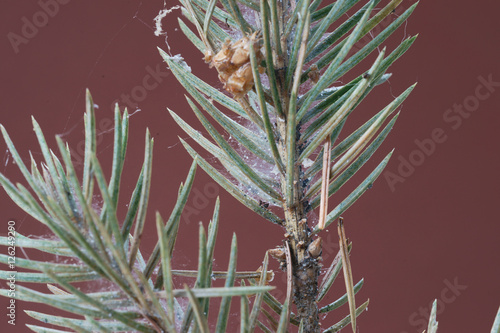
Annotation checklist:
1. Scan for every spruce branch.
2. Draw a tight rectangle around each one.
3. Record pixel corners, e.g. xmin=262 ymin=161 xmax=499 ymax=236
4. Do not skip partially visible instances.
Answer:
xmin=167 ymin=0 xmax=419 ymax=331
xmin=0 ymin=91 xmax=273 ymax=332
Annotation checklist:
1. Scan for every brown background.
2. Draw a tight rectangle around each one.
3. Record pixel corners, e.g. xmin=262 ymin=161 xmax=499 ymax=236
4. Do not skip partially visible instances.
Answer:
xmin=1 ymin=0 xmax=499 ymax=332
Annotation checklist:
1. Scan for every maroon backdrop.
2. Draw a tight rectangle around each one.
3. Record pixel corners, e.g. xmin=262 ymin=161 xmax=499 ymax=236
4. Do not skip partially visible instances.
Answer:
xmin=1 ymin=1 xmax=499 ymax=332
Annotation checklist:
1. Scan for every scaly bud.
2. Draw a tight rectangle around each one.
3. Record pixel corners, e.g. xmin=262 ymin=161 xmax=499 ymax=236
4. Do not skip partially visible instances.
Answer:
xmin=307 ymin=237 xmax=323 ymax=258
xmin=269 ymin=247 xmax=286 ymax=261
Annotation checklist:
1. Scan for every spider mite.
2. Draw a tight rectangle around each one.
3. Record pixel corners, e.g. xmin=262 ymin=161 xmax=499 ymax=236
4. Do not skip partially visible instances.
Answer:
xmin=259 ymin=200 xmax=269 ymax=208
